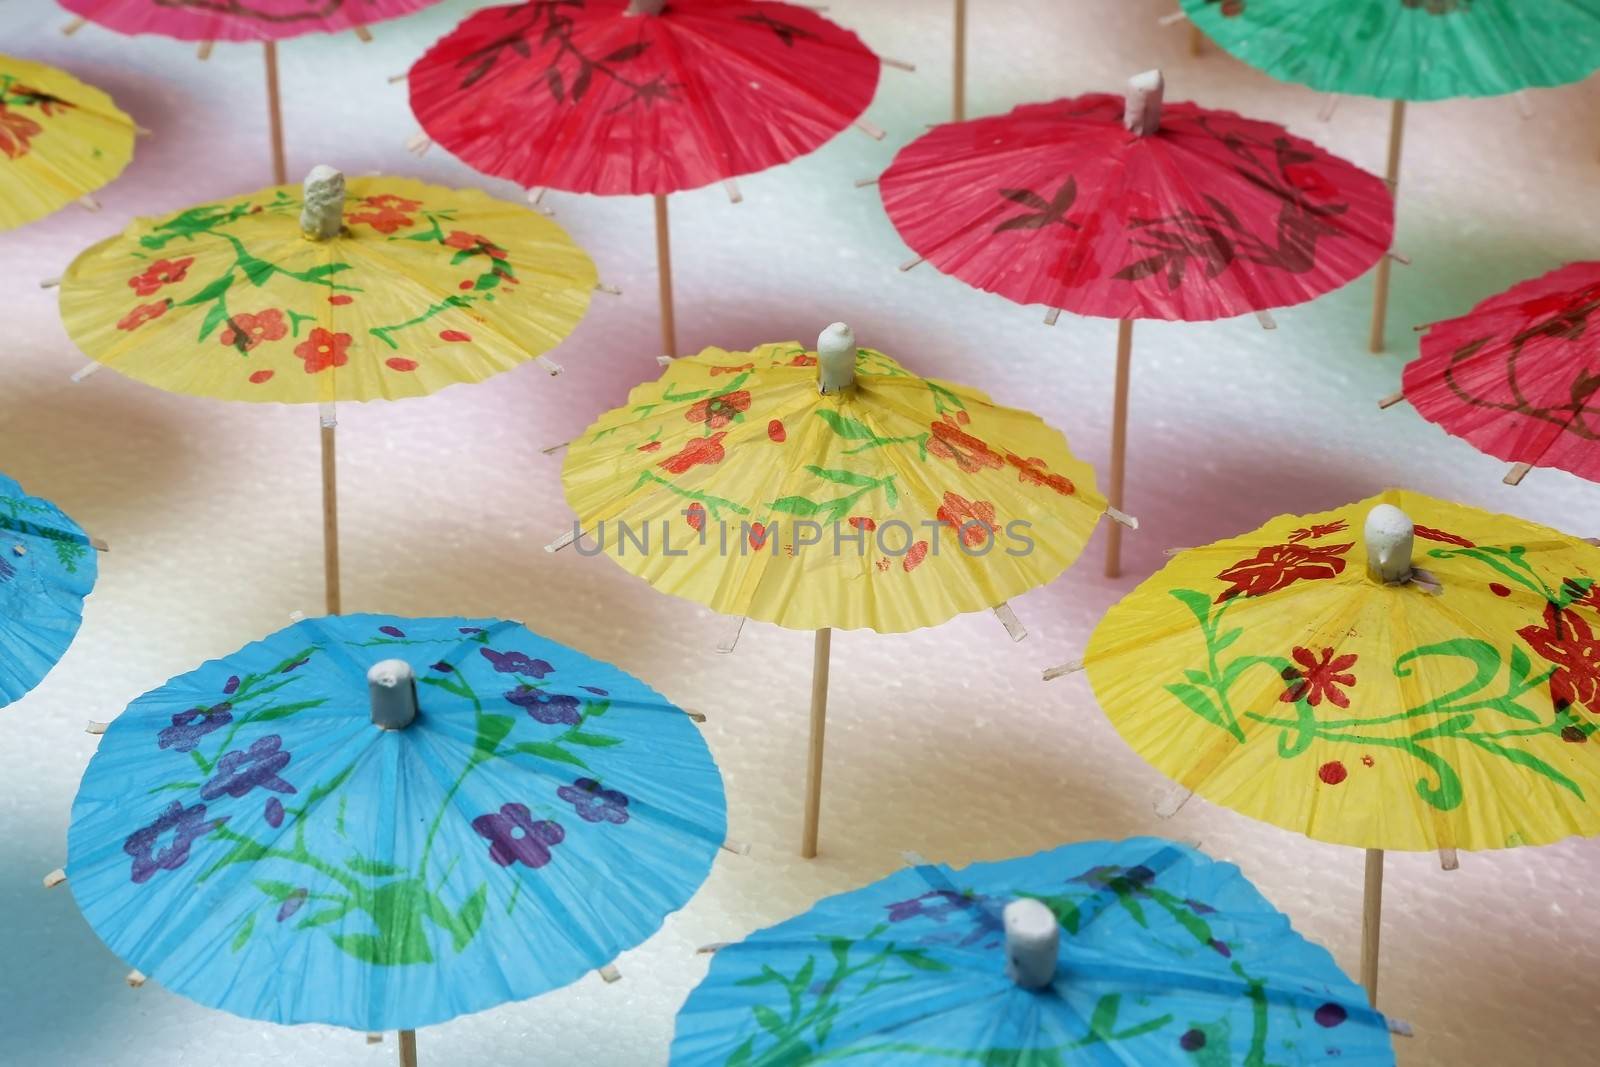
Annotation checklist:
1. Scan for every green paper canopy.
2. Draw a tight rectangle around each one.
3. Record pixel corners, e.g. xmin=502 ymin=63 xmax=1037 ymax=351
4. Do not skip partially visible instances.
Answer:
xmin=1183 ymin=0 xmax=1600 ymax=101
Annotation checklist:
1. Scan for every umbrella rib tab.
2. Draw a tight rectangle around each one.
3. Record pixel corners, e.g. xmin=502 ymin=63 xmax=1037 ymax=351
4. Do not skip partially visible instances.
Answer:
xmin=1154 ymin=781 xmax=1193 ymax=818
xmin=597 ymin=964 xmax=622 ymax=983
xmin=319 ymin=402 xmax=337 ymax=429
xmin=1123 ymin=69 xmax=1165 ymax=137
xmin=1438 ymin=847 xmax=1459 ymax=871
xmin=125 ymin=969 xmax=147 ymax=988
xmin=1043 ymin=308 xmax=1061 ymax=326
xmin=1040 ymin=659 xmax=1082 ymax=681
xmin=62 ymin=16 xmax=86 ymax=34
xmin=85 ymin=720 xmax=107 ymax=735
xmin=1503 ymin=463 xmax=1533 ymax=486
xmin=1377 ymin=391 xmax=1405 ymax=410
xmin=197 ymin=41 xmax=214 ymax=61
xmin=1254 ymin=310 xmax=1276 ymax=331
xmin=42 ymin=868 xmax=65 ymax=889
xmin=1105 ymin=507 xmax=1139 ymax=529
xmin=70 ymin=362 xmax=102 ymax=384
xmin=992 ymin=603 xmax=1026 ymax=642
xmin=715 ymin=615 xmax=746 ymax=654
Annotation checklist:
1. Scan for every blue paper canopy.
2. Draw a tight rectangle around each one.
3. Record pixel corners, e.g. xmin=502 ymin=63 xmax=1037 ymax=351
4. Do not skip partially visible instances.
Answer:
xmin=0 ymin=470 xmax=97 ymax=709
xmin=67 ymin=614 xmax=726 ymax=1031
xmin=672 ymin=838 xmax=1394 ymax=1065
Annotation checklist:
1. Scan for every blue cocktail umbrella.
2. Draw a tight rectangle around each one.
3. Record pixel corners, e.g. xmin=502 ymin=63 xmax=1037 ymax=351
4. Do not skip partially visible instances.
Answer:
xmin=672 ymin=838 xmax=1395 ymax=1065
xmin=0 ymin=469 xmax=98 ymax=708
xmin=66 ymin=614 xmax=726 ymax=1057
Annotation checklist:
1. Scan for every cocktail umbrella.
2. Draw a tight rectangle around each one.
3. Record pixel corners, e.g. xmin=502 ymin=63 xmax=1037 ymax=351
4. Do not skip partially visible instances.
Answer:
xmin=1179 ymin=0 xmax=1600 ymax=352
xmin=0 ymin=471 xmax=101 ymax=708
xmin=560 ymin=323 xmax=1125 ymax=856
xmin=878 ymin=70 xmax=1394 ymax=576
xmin=58 ymin=0 xmax=443 ymax=183
xmin=1387 ymin=262 xmax=1600 ymax=487
xmin=408 ymin=0 xmax=884 ymax=359
xmin=671 ymin=837 xmax=1397 ymax=1065
xmin=0 ymin=54 xmax=136 ymax=231
xmin=57 ymin=165 xmax=597 ymax=613
xmin=63 ymin=613 xmax=725 ymax=1062
xmin=1074 ymin=489 xmax=1600 ymax=1003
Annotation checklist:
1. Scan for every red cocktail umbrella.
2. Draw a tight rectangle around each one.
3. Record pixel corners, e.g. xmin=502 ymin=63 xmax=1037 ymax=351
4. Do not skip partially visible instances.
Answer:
xmin=58 ymin=0 xmax=442 ymax=183
xmin=878 ymin=71 xmax=1395 ymax=575
xmin=408 ymin=0 xmax=884 ymax=357
xmin=1395 ymin=262 xmax=1600 ymax=486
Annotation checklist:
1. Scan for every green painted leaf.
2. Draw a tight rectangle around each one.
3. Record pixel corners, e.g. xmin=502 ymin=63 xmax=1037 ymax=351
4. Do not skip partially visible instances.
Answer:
xmin=347 ymin=855 xmax=406 ymax=878
xmin=297 ymin=902 xmax=354 ymax=930
xmin=767 ymin=496 xmax=822 ymax=518
xmin=752 ymin=1005 xmax=786 ymax=1036
xmin=197 ymin=300 xmax=231 ymax=343
xmin=794 ymin=956 xmax=815 ymax=991
xmin=815 ymin=410 xmax=879 ymax=441
xmin=231 ymin=912 xmax=256 ymax=953
xmin=513 ymin=741 xmax=590 ymax=770
xmin=894 ymin=948 xmax=950 ymax=972
xmin=1165 ymin=682 xmax=1240 ymax=740
xmin=253 ymin=879 xmax=300 ymax=901
xmin=1168 ymin=588 xmax=1216 ymax=627
xmin=565 ymin=732 xmax=623 ymax=748
xmin=733 ymin=965 xmax=787 ymax=988
xmin=474 ymin=713 xmax=516 ymax=755
xmin=450 ymin=886 xmax=488 ymax=951
xmin=804 ymin=465 xmax=879 ymax=488
xmin=252 ymin=699 xmax=326 ymax=724
xmin=726 ymin=1037 xmax=756 ymax=1066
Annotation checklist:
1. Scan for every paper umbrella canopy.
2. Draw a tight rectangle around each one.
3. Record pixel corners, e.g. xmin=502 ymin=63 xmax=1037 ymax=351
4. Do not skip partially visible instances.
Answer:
xmin=879 ymin=87 xmax=1394 ymax=321
xmin=1403 ymin=261 xmax=1600 ymax=484
xmin=0 ymin=471 xmax=98 ymax=709
xmin=56 ymin=170 xmax=596 ymax=404
xmin=560 ymin=326 xmax=1117 ymax=633
xmin=0 ymin=54 xmax=136 ymax=232
xmin=671 ymin=838 xmax=1395 ymax=1065
xmin=409 ymin=0 xmax=882 ymax=196
xmin=58 ymin=0 xmax=445 ymax=41
xmin=1180 ymin=0 xmax=1600 ymax=102
xmin=1084 ymin=489 xmax=1600 ymax=854
xmin=66 ymin=614 xmax=726 ymax=1030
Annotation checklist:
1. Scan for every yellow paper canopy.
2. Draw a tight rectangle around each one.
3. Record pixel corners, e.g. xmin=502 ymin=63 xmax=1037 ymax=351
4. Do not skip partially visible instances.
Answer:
xmin=0 ymin=55 xmax=135 ymax=231
xmin=59 ymin=175 xmax=597 ymax=404
xmin=1085 ymin=489 xmax=1600 ymax=853
xmin=561 ymin=339 xmax=1111 ymax=633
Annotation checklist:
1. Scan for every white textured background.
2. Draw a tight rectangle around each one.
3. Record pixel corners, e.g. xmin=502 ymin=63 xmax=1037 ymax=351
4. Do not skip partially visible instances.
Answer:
xmin=4 ymin=1 xmax=1600 ymax=1063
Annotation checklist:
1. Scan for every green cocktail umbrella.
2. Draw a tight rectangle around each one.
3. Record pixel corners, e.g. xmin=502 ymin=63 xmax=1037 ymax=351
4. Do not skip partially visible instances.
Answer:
xmin=1180 ymin=0 xmax=1600 ymax=351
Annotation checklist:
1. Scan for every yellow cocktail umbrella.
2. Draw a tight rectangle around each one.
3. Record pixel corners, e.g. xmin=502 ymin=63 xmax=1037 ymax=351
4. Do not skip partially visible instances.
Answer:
xmin=0 ymin=54 xmax=135 ymax=231
xmin=562 ymin=324 xmax=1129 ymax=855
xmin=59 ymin=167 xmax=597 ymax=609
xmin=1078 ymin=488 xmax=1600 ymax=1002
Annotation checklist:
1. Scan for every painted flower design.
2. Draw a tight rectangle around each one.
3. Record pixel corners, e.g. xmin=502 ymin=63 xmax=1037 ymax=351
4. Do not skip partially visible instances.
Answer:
xmin=556 ymin=777 xmax=630 ymax=824
xmin=1280 ymin=647 xmax=1359 ymax=708
xmin=218 ymin=309 xmax=288 ymax=352
xmin=686 ymin=391 xmax=751 ymax=429
xmin=0 ymin=105 xmax=42 ymax=159
xmin=347 ymin=194 xmax=421 ymax=234
xmin=659 ymin=432 xmax=728 ymax=474
xmin=1215 ymin=541 xmax=1352 ymax=602
xmin=1287 ymin=520 xmax=1347 ymax=544
xmin=480 ymin=648 xmax=555 ymax=677
xmin=116 ymin=300 xmax=170 ymax=332
xmin=1007 ymin=453 xmax=1075 ymax=496
xmin=885 ymin=889 xmax=981 ymax=924
xmin=927 ymin=415 xmax=1003 ymax=473
xmin=471 ymin=803 xmax=565 ymax=868
xmin=1518 ymin=604 xmax=1600 ymax=712
xmin=200 ymin=735 xmax=296 ymax=801
xmin=294 ymin=328 xmax=351 ymax=374
xmin=506 ymin=685 xmax=581 ymax=725
xmin=1284 ymin=163 xmax=1338 ymax=200
xmin=124 ymin=801 xmax=225 ymax=884
xmin=1413 ymin=524 xmax=1475 ymax=548
xmin=128 ymin=257 xmax=194 ymax=297
xmin=936 ymin=492 xmax=998 ymax=549
xmin=157 ymin=703 xmax=234 ymax=754
xmin=443 ymin=230 xmax=509 ymax=259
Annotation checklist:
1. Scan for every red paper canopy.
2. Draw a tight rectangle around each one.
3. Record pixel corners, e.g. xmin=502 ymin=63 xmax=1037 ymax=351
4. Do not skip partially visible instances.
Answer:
xmin=409 ymin=0 xmax=880 ymax=196
xmin=57 ymin=0 xmax=441 ymax=42
xmin=1406 ymin=262 xmax=1600 ymax=483
xmin=880 ymin=94 xmax=1395 ymax=322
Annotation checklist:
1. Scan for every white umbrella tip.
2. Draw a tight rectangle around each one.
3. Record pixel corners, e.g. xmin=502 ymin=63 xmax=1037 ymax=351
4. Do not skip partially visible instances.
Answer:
xmin=301 ymin=166 xmax=347 ymax=240
xmin=817 ymin=323 xmax=857 ymax=394
xmin=368 ymin=658 xmax=418 ymax=729
xmin=1124 ymin=69 xmax=1165 ymax=136
xmin=1364 ymin=503 xmax=1414 ymax=584
xmin=1003 ymin=898 xmax=1060 ymax=989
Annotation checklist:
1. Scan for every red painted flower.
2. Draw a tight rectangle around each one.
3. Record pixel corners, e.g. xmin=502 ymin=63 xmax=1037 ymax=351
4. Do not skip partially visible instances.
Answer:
xmin=128 ymin=257 xmax=194 ymax=297
xmin=686 ymin=390 xmax=751 ymax=429
xmin=293 ymin=328 xmax=351 ymax=374
xmin=116 ymin=300 xmax=170 ymax=331
xmin=1519 ymin=292 xmax=1575 ymax=321
xmin=249 ymin=369 xmax=275 ymax=384
xmin=218 ymin=309 xmax=287 ymax=352
xmin=1007 ymin=453 xmax=1075 ymax=496
xmin=349 ymin=194 xmax=421 ymax=234
xmin=1280 ymin=647 xmax=1358 ymax=708
xmin=366 ymin=194 xmax=422 ymax=212
xmin=444 ymin=230 xmax=508 ymax=259
xmin=936 ymin=492 xmax=998 ymax=549
xmin=711 ymin=363 xmax=754 ymax=376
xmin=747 ymin=522 xmax=770 ymax=550
xmin=848 ymin=517 xmax=877 ymax=532
xmin=1287 ymin=520 xmax=1348 ymax=544
xmin=637 ymin=440 xmax=662 ymax=453
xmin=767 ymin=419 xmax=786 ymax=442
xmin=386 ymin=358 xmax=419 ymax=372
xmin=1215 ymin=541 xmax=1352 ymax=602
xmin=787 ymin=353 xmax=817 ymax=367
xmin=659 ymin=432 xmax=728 ymax=474
xmin=0 ymin=105 xmax=41 ymax=159
xmin=439 ymin=330 xmax=471 ymax=342
xmin=685 ymin=503 xmax=706 ymax=533
xmin=1413 ymin=524 xmax=1475 ymax=549
xmin=1518 ymin=603 xmax=1600 ymax=712
xmin=927 ymin=415 xmax=1004 ymax=473
xmin=10 ymin=86 xmax=72 ymax=118
xmin=903 ymin=540 xmax=929 ymax=572
xmin=1318 ymin=761 xmax=1347 ymax=785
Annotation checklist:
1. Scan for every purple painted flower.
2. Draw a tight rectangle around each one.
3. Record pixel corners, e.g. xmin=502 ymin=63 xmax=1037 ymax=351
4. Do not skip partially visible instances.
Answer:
xmin=281 ymin=656 xmax=309 ymax=673
xmin=481 ymin=648 xmax=555 ymax=677
xmin=223 ymin=675 xmax=241 ymax=695
xmin=277 ymin=888 xmax=308 ymax=922
xmin=264 ymin=797 xmax=284 ymax=828
xmin=557 ymin=777 xmax=630 ymax=824
xmin=431 ymin=661 xmax=454 ymax=673
xmin=1208 ymin=938 xmax=1231 ymax=958
xmin=581 ymin=686 xmax=609 ymax=697
xmin=157 ymin=703 xmax=233 ymax=754
xmin=124 ymin=801 xmax=226 ymax=883
xmin=0 ymin=556 xmax=13 ymax=583
xmin=1315 ymin=1003 xmax=1348 ymax=1028
xmin=459 ymin=626 xmax=483 ymax=635
xmin=379 ymin=625 xmax=406 ymax=638
xmin=1184 ymin=898 xmax=1217 ymax=915
xmin=886 ymin=890 xmax=975 ymax=924
xmin=506 ymin=685 xmax=581 ymax=725
xmin=1180 ymin=1029 xmax=1206 ymax=1051
xmin=470 ymin=803 xmax=565 ymax=868
xmin=1071 ymin=863 xmax=1156 ymax=890
xmin=201 ymin=735 xmax=296 ymax=800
